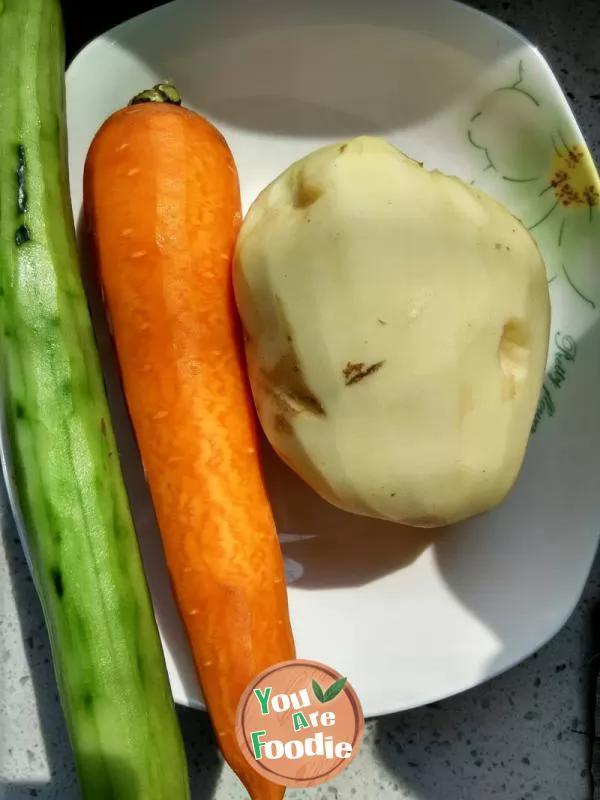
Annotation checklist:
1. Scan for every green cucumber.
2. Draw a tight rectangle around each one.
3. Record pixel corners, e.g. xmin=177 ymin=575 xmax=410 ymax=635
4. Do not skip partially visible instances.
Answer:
xmin=0 ymin=1 xmax=190 ymax=797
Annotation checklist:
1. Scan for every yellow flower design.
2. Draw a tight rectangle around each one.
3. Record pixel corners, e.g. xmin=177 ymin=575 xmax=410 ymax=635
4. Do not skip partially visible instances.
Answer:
xmin=467 ymin=62 xmax=600 ymax=309
xmin=547 ymin=144 xmax=598 ymax=210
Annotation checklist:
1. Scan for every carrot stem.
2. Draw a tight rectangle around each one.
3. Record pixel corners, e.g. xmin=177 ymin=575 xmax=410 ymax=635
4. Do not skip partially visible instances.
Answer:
xmin=129 ymin=81 xmax=182 ymax=106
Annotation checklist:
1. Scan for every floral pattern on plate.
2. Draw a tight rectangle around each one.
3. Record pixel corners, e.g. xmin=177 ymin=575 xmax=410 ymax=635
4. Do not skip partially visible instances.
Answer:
xmin=467 ymin=60 xmax=600 ymax=431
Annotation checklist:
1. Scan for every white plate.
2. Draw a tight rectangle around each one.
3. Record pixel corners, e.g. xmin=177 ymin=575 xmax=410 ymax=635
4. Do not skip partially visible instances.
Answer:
xmin=65 ymin=0 xmax=600 ymax=717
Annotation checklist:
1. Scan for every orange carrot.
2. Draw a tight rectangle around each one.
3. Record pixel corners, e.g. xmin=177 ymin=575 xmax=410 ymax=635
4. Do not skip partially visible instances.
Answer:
xmin=82 ymin=84 xmax=295 ymax=800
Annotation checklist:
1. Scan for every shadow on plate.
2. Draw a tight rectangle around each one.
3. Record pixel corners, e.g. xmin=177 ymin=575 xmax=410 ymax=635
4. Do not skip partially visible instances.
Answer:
xmin=259 ymin=437 xmax=440 ymax=589
xmin=433 ymin=320 xmax=600 ymax=684
xmin=83 ymin=0 xmax=522 ymax=139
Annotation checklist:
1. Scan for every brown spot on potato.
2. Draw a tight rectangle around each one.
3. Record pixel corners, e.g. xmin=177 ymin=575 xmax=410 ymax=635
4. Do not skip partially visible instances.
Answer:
xmin=343 ymin=360 xmax=385 ymax=386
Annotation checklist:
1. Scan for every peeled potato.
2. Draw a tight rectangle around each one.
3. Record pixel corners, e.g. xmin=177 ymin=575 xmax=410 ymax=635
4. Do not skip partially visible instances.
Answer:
xmin=233 ymin=136 xmax=551 ymax=527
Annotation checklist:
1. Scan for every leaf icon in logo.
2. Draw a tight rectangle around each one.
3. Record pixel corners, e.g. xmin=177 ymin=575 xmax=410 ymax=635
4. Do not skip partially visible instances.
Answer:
xmin=323 ymin=677 xmax=348 ymax=703
xmin=313 ymin=676 xmax=348 ymax=703
xmin=312 ymin=679 xmax=325 ymax=703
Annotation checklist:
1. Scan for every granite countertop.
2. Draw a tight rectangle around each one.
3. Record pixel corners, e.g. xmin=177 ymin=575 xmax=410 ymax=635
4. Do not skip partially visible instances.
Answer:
xmin=1 ymin=1 xmax=600 ymax=798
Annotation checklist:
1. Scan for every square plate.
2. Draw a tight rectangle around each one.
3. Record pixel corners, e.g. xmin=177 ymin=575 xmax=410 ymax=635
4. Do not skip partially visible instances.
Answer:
xmin=64 ymin=0 xmax=600 ymax=716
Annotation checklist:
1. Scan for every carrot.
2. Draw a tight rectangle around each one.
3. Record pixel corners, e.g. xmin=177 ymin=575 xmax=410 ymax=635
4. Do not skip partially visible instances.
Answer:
xmin=82 ymin=83 xmax=296 ymax=800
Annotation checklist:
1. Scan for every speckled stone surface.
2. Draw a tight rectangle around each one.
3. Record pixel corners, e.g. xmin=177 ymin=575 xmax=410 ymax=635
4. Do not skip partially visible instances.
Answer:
xmin=1 ymin=1 xmax=600 ymax=798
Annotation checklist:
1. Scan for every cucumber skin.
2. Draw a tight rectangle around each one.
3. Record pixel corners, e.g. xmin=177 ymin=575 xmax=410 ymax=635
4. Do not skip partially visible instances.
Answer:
xmin=0 ymin=2 xmax=190 ymax=797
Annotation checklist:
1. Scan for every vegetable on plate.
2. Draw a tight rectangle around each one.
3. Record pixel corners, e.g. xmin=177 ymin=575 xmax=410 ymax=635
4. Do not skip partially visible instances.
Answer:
xmin=0 ymin=2 xmax=190 ymax=798
xmin=83 ymin=82 xmax=295 ymax=799
xmin=233 ymin=136 xmax=551 ymax=528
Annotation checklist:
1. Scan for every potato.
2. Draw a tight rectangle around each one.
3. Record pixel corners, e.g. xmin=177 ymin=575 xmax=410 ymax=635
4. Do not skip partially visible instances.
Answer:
xmin=233 ymin=136 xmax=551 ymax=527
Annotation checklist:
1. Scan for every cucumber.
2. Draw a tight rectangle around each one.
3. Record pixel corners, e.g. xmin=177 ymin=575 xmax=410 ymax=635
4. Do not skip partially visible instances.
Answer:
xmin=0 ymin=1 xmax=190 ymax=797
